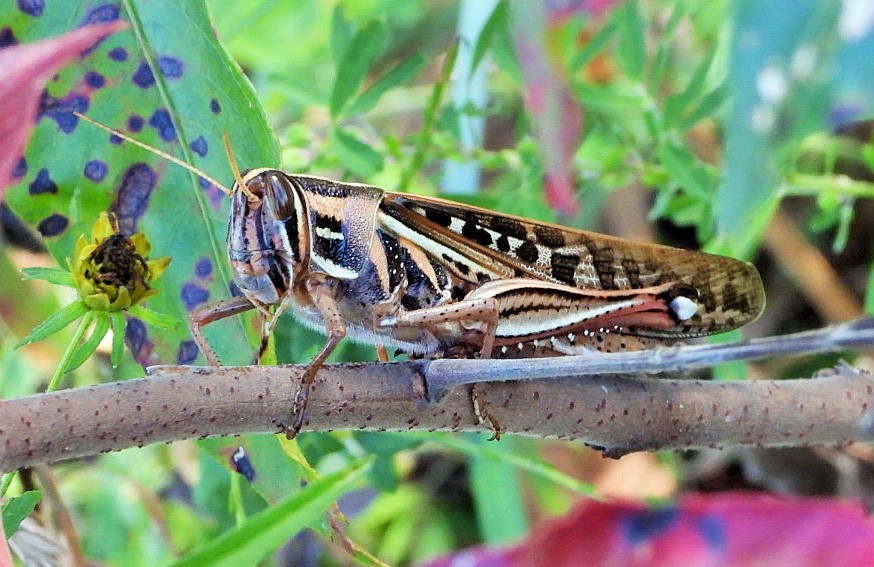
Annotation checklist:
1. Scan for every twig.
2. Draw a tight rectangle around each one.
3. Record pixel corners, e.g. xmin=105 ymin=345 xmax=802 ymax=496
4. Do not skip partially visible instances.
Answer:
xmin=763 ymin=210 xmax=862 ymax=323
xmin=426 ymin=316 xmax=874 ymax=397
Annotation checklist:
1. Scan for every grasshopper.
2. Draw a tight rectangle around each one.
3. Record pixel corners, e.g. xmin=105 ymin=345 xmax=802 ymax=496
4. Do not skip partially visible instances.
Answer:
xmin=77 ymin=114 xmax=765 ymax=438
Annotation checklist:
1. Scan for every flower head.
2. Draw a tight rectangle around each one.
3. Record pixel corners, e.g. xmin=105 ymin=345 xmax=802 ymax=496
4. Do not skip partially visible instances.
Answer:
xmin=18 ymin=211 xmax=175 ymax=381
xmin=70 ymin=212 xmax=170 ymax=311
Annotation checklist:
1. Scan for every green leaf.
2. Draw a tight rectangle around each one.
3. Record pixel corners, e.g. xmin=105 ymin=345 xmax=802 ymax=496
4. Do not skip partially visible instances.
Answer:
xmin=649 ymin=4 xmax=685 ymax=91
xmin=865 ymin=261 xmax=874 ymax=314
xmin=197 ymin=435 xmax=309 ymax=506
xmin=656 ymin=141 xmax=715 ymax=199
xmin=330 ymin=20 xmax=387 ymax=117
xmin=679 ymin=84 xmax=727 ymax=129
xmin=128 ymin=304 xmax=179 ymax=329
xmin=468 ymin=437 xmax=527 ymax=544
xmin=574 ymin=83 xmax=647 ymax=113
xmin=2 ymin=490 xmax=42 ymax=536
xmin=329 ymin=5 xmax=354 ymax=67
xmin=6 ymin=1 xmax=279 ymax=366
xmin=329 ymin=127 xmax=384 ymax=178
xmin=664 ymin=50 xmax=718 ymax=128
xmin=15 ymin=300 xmax=88 ymax=348
xmin=570 ymin=18 xmax=616 ymax=74
xmin=346 ymin=53 xmax=427 ymax=116
xmin=171 ymin=458 xmax=372 ymax=567
xmin=469 ymin=1 xmax=507 ymax=78
xmin=65 ymin=312 xmax=110 ymax=372
xmin=435 ymin=435 xmax=596 ymax=496
xmin=355 ymin=432 xmax=423 ymax=492
xmin=20 ymin=267 xmax=76 ymax=287
xmin=615 ymin=0 xmax=646 ymax=83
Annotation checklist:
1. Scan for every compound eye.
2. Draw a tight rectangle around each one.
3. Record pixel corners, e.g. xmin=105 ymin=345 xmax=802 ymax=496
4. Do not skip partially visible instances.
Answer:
xmin=238 ymin=170 xmax=267 ymax=200
xmin=263 ymin=172 xmax=297 ymax=221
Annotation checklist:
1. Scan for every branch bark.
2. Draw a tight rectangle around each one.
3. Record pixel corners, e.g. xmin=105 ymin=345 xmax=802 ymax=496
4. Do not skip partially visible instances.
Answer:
xmin=2 ymin=358 xmax=873 ymax=471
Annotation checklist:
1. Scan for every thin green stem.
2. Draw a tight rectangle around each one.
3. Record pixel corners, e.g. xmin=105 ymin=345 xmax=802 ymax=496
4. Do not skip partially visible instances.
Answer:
xmin=0 ymin=472 xmax=14 ymax=496
xmin=784 ymin=172 xmax=874 ymax=199
xmin=398 ymin=39 xmax=459 ymax=192
xmin=228 ymin=474 xmax=247 ymax=526
xmin=46 ymin=311 xmax=94 ymax=392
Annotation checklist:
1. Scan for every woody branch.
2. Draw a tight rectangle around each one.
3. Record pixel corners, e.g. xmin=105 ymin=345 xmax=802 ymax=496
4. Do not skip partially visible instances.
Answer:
xmin=1 ymin=342 xmax=873 ymax=471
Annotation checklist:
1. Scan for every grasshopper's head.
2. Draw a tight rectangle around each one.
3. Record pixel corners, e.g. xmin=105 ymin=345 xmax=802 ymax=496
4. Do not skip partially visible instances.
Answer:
xmin=226 ymin=169 xmax=308 ymax=306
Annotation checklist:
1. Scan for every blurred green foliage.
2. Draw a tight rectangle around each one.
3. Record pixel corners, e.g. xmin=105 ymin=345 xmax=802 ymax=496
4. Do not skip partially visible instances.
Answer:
xmin=4 ymin=0 xmax=874 ymax=565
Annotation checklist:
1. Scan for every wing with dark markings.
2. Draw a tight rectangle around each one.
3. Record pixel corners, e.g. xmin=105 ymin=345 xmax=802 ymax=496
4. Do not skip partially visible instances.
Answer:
xmin=380 ymin=192 xmax=765 ymax=336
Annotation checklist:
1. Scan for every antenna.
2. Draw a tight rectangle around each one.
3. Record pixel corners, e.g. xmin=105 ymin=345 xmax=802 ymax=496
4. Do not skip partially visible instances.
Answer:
xmin=73 ymin=111 xmax=233 ymax=196
xmin=222 ymin=132 xmax=258 ymax=202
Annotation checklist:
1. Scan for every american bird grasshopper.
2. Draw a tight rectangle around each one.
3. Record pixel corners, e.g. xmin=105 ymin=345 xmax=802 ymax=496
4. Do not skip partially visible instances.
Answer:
xmin=77 ymin=114 xmax=766 ymax=438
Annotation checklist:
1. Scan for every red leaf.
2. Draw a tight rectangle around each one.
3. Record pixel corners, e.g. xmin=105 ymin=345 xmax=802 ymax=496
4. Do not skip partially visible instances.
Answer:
xmin=0 ymin=520 xmax=11 ymax=567
xmin=511 ymin=4 xmax=584 ymax=218
xmin=421 ymin=492 xmax=874 ymax=567
xmin=0 ymin=21 xmax=128 ymax=195
xmin=548 ymin=1 xmax=622 ymax=24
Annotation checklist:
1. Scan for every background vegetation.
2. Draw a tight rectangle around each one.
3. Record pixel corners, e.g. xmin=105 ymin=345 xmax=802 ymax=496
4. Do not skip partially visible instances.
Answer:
xmin=3 ymin=0 xmax=874 ymax=565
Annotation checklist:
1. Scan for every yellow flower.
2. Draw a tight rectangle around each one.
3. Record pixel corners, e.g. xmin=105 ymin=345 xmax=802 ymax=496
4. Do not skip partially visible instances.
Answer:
xmin=70 ymin=212 xmax=171 ymax=311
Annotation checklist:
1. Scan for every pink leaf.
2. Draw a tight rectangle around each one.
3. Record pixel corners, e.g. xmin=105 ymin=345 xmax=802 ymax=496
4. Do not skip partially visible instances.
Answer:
xmin=421 ymin=492 xmax=874 ymax=567
xmin=548 ymin=0 xmax=622 ymax=23
xmin=511 ymin=4 xmax=585 ymax=218
xmin=0 ymin=21 xmax=128 ymax=195
xmin=0 ymin=519 xmax=12 ymax=567
xmin=512 ymin=2 xmax=621 ymax=218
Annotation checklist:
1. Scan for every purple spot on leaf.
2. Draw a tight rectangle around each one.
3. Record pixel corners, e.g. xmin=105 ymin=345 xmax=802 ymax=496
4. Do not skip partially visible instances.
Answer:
xmin=128 ymin=114 xmax=144 ymax=132
xmin=132 ymin=62 xmax=155 ymax=88
xmin=110 ymin=163 xmax=156 ymax=233
xmin=12 ymin=157 xmax=27 ymax=180
xmin=157 ymin=56 xmax=184 ymax=78
xmin=125 ymin=317 xmax=154 ymax=367
xmin=84 ymin=160 xmax=108 ymax=182
xmin=109 ymin=133 xmax=122 ymax=144
xmin=199 ymin=176 xmax=225 ymax=209
xmin=190 ymin=136 xmax=208 ymax=157
xmin=195 ymin=258 xmax=212 ymax=278
xmin=694 ymin=516 xmax=726 ymax=552
xmin=231 ymin=449 xmax=256 ymax=482
xmin=210 ymin=98 xmax=221 ymax=114
xmin=148 ymin=108 xmax=176 ymax=142
xmin=181 ymin=282 xmax=209 ymax=311
xmin=84 ymin=71 xmax=105 ymax=89
xmin=0 ymin=28 xmax=18 ymax=47
xmin=78 ymin=3 xmax=120 ymax=26
xmin=176 ymin=340 xmax=199 ymax=364
xmin=108 ymin=46 xmax=128 ymax=61
xmin=37 ymin=214 xmax=68 ymax=237
xmin=29 ymin=168 xmax=57 ymax=195
xmin=17 ymin=0 xmax=44 ymax=17
xmin=39 ymin=91 xmax=89 ymax=134
xmin=622 ymin=508 xmax=679 ymax=545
